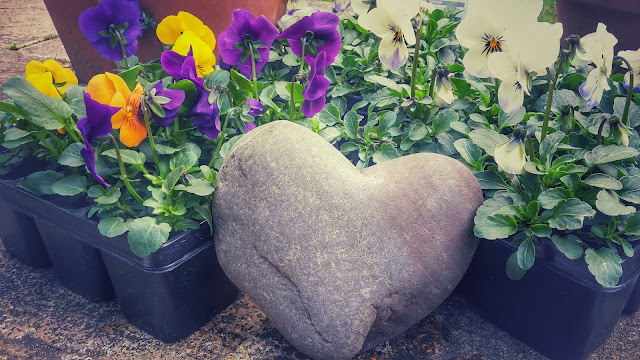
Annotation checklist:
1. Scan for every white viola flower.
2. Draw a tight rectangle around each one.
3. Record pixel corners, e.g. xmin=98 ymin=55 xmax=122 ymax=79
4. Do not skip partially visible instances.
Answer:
xmin=488 ymin=22 xmax=563 ymax=114
xmin=359 ymin=0 xmax=421 ymax=68
xmin=352 ymin=0 xmax=377 ymax=15
xmin=335 ymin=0 xmax=352 ymax=12
xmin=618 ymin=48 xmax=640 ymax=94
xmin=456 ymin=0 xmax=543 ymax=78
xmin=279 ymin=1 xmax=319 ymax=30
xmin=494 ymin=128 xmax=527 ymax=175
xmin=578 ymin=23 xmax=618 ymax=109
xmin=434 ymin=66 xmax=455 ymax=107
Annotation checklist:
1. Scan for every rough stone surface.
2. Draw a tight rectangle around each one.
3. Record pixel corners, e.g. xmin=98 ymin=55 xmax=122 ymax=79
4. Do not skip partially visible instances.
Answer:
xmin=213 ymin=121 xmax=484 ymax=360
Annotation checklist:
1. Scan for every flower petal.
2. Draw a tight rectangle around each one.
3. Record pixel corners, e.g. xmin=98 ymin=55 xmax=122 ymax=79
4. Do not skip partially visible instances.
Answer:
xmin=498 ymin=75 xmax=525 ymax=115
xmin=156 ymin=15 xmax=182 ymax=45
xmin=379 ymin=35 xmax=409 ymax=69
xmin=119 ymin=115 xmax=147 ymax=147
xmin=462 ymin=43 xmax=493 ymax=78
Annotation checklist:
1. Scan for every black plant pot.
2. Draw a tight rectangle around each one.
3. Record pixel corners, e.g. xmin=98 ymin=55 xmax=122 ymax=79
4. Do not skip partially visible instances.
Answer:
xmin=623 ymin=281 xmax=640 ymax=314
xmin=460 ymin=238 xmax=640 ymax=360
xmin=0 ymin=176 xmax=238 ymax=342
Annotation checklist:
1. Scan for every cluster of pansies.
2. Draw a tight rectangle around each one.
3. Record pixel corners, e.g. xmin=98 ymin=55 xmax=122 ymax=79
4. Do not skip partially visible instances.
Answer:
xmin=2 ymin=0 xmax=640 ymax=285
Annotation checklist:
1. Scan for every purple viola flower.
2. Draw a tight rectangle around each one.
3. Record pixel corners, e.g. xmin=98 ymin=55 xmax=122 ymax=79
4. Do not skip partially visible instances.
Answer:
xmin=188 ymin=91 xmax=221 ymax=139
xmin=218 ymin=9 xmax=280 ymax=79
xmin=146 ymin=81 xmax=185 ymax=128
xmin=302 ymin=51 xmax=330 ymax=118
xmin=161 ymin=48 xmax=204 ymax=91
xmin=245 ymin=99 xmax=263 ymax=118
xmin=78 ymin=0 xmax=142 ymax=62
xmin=77 ymin=92 xmax=120 ymax=187
xmin=278 ymin=12 xmax=341 ymax=64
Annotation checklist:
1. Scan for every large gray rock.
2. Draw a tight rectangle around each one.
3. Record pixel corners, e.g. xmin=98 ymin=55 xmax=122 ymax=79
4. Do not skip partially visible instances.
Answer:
xmin=213 ymin=121 xmax=483 ymax=360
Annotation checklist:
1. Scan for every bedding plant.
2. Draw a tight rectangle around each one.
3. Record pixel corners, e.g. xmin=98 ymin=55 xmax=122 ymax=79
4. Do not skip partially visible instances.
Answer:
xmin=1 ymin=0 xmax=639 ymax=287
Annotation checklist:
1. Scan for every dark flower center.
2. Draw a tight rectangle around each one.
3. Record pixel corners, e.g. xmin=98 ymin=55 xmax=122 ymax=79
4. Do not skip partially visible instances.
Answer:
xmin=481 ymin=33 xmax=503 ymax=56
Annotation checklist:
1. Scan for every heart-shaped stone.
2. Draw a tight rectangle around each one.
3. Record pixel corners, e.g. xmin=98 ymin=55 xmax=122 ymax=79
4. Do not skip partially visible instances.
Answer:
xmin=213 ymin=121 xmax=482 ymax=360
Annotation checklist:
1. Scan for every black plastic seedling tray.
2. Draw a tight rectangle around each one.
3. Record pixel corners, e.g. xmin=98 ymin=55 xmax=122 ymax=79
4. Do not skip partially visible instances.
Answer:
xmin=0 ymin=176 xmax=238 ymax=342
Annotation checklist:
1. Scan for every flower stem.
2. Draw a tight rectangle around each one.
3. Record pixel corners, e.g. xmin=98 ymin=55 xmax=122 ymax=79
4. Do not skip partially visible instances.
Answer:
xmin=596 ymin=115 xmax=611 ymax=146
xmin=541 ymin=67 xmax=554 ymax=142
xmin=614 ymin=55 xmax=634 ymax=127
xmin=108 ymin=134 xmax=143 ymax=204
xmin=64 ymin=124 xmax=82 ymax=143
xmin=289 ymin=76 xmax=296 ymax=121
xmin=526 ymin=133 xmax=537 ymax=163
xmin=208 ymin=111 xmax=230 ymax=169
xmin=141 ymin=102 xmax=162 ymax=176
xmin=410 ymin=18 xmax=423 ymax=99
xmin=249 ymin=44 xmax=259 ymax=100
xmin=115 ymin=30 xmax=130 ymax=69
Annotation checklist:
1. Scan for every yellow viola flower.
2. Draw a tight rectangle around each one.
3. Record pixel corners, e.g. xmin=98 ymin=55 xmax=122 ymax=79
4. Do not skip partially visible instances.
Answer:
xmin=85 ymin=73 xmax=147 ymax=147
xmin=172 ymin=30 xmax=216 ymax=78
xmin=156 ymin=11 xmax=216 ymax=50
xmin=25 ymin=59 xmax=77 ymax=96
xmin=26 ymin=72 xmax=61 ymax=99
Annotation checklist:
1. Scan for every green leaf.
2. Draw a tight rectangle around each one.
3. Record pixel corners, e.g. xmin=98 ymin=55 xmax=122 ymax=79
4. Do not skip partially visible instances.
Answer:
xmin=583 ymin=173 xmax=623 ymax=190
xmin=98 ymin=217 xmax=129 ymax=237
xmin=517 ymin=238 xmax=536 ymax=270
xmin=625 ymin=212 xmax=640 ymax=235
xmin=432 ymin=109 xmax=459 ymax=134
xmin=551 ymin=234 xmax=584 ymax=259
xmin=530 ymin=224 xmax=551 ymax=238
xmin=454 ymin=139 xmax=483 ymax=167
xmin=230 ymin=69 xmax=253 ymax=94
xmin=58 ymin=143 xmax=85 ymax=167
xmin=595 ymin=189 xmax=636 ymax=216
xmin=195 ymin=204 xmax=213 ymax=235
xmin=175 ymin=178 xmax=215 ymax=196
xmin=475 ymin=171 xmax=510 ymax=190
xmin=584 ymin=145 xmax=639 ymax=167
xmin=408 ymin=122 xmax=429 ymax=141
xmin=127 ymin=217 xmax=172 ymax=257
xmin=1 ymin=77 xmax=71 ymax=130
xmin=318 ymin=104 xmax=341 ymax=126
xmin=162 ymin=165 xmax=184 ymax=194
xmin=155 ymin=144 xmax=181 ymax=155
xmin=548 ymin=198 xmax=596 ymax=231
xmin=118 ymin=65 xmax=141 ymax=89
xmin=539 ymin=131 xmax=565 ymax=164
xmin=3 ymin=127 xmax=30 ymax=141
xmin=169 ymin=151 xmax=198 ymax=170
xmin=584 ymin=248 xmax=622 ymax=287
xmin=50 ymin=176 xmax=87 ymax=196
xmin=474 ymin=214 xmax=518 ymax=240
xmin=0 ymin=101 xmax=25 ymax=117
xmin=18 ymin=170 xmax=64 ymax=195
xmin=538 ymin=188 xmax=572 ymax=209
xmin=204 ymin=69 xmax=230 ymax=87
xmin=618 ymin=176 xmax=640 ymax=204
xmin=96 ymin=186 xmax=121 ymax=204
xmin=371 ymin=143 xmax=400 ymax=164
xmin=498 ymin=107 xmax=525 ymax=130
xmin=506 ymin=252 xmax=527 ymax=280
xmin=102 ymin=149 xmax=146 ymax=165
xmin=469 ymin=129 xmax=509 ymax=156
xmin=379 ymin=112 xmax=397 ymax=131
xmin=343 ymin=111 xmax=361 ymax=139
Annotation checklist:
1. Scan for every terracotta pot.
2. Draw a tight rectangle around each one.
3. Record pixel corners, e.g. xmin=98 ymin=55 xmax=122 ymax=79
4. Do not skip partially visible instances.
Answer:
xmin=557 ymin=0 xmax=640 ymax=52
xmin=43 ymin=0 xmax=287 ymax=83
